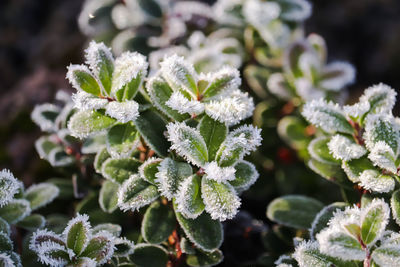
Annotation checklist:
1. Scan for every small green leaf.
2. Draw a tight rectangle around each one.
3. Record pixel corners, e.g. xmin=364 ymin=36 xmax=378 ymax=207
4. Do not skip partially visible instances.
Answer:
xmin=24 ymin=183 xmax=59 ymax=211
xmin=175 ymin=174 xmax=205 ymax=219
xmin=35 ymin=136 xmax=58 ymax=160
xmin=16 ymin=214 xmax=45 ymax=231
xmin=202 ymin=67 xmax=239 ymax=98
xmin=114 ymin=237 xmax=135 ymax=257
xmin=147 ymin=75 xmax=190 ymax=121
xmin=67 ymin=65 xmax=102 ymax=96
xmin=229 ymin=160 xmax=259 ymax=193
xmin=138 ymin=0 xmax=162 ymax=17
xmin=0 ymin=199 xmax=30 ymax=224
xmin=68 ymin=110 xmax=116 ymax=138
xmin=80 ymin=233 xmax=114 ymax=264
xmin=186 ymin=249 xmax=223 ymax=267
xmin=201 ymin=178 xmax=241 ymax=221
xmin=106 ymin=123 xmax=139 ymax=158
xmin=267 ymin=195 xmax=324 ymax=229
xmin=94 ymin=148 xmax=111 ymax=174
xmin=81 ymin=134 xmax=106 ymax=154
xmin=101 ymin=157 xmax=142 ymax=184
xmin=0 ymin=232 xmax=13 ymax=251
xmin=371 ymin=245 xmax=400 ymax=266
xmin=118 ymin=175 xmax=159 ymax=212
xmin=277 ymin=116 xmax=311 ymax=150
xmin=310 ymin=202 xmax=347 ymax=238
xmin=308 ymin=158 xmax=348 ymax=186
xmin=92 ymin=223 xmax=121 ymax=237
xmin=139 ymin=158 xmax=162 ymax=184
xmin=342 ymin=156 xmax=375 ymax=183
xmin=0 ymin=217 xmax=10 ymax=235
xmin=99 ymin=180 xmax=119 ymax=213
xmin=308 ymin=137 xmax=340 ymax=165
xmin=198 ymin=115 xmax=227 ymax=161
xmin=361 ymin=83 xmax=396 ymax=116
xmin=361 ymin=199 xmax=390 ymax=246
xmin=134 ymin=109 xmax=169 ymax=157
xmin=174 ymin=202 xmax=223 ymax=252
xmin=142 ymin=201 xmax=175 ymax=244
xmin=391 ymin=190 xmax=400 ymax=227
xmin=130 ymin=244 xmax=168 ymax=267
xmin=48 ymin=147 xmax=75 ymax=167
xmin=47 ymin=178 xmax=74 ymax=200
xmin=64 ymin=214 xmax=91 ymax=255
xmin=365 ymin=114 xmax=399 ymax=153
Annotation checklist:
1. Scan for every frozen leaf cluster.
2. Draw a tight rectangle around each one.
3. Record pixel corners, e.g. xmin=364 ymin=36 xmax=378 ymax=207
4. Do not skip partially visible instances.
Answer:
xmin=304 ymin=83 xmax=400 ymax=192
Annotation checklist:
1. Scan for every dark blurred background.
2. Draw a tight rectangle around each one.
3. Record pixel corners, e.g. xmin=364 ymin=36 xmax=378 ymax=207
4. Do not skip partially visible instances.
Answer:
xmin=0 ymin=0 xmax=399 ymax=182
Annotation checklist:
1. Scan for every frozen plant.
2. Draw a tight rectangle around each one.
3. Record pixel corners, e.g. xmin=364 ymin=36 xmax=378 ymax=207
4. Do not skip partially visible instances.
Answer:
xmin=303 ymin=83 xmax=400 ymax=193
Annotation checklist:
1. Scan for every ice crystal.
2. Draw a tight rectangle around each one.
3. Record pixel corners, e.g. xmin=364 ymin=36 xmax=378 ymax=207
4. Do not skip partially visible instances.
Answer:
xmin=359 ymin=170 xmax=395 ymax=193
xmin=31 ymin=104 xmax=60 ymax=132
xmin=72 ymin=91 xmax=108 ymax=111
xmin=84 ymin=40 xmax=114 ymax=77
xmin=105 ymin=101 xmax=139 ymax=123
xmin=327 ymin=134 xmax=367 ymax=161
xmin=203 ymin=161 xmax=236 ymax=183
xmin=166 ymin=91 xmax=204 ymax=115
xmin=0 ymin=169 xmax=23 ymax=207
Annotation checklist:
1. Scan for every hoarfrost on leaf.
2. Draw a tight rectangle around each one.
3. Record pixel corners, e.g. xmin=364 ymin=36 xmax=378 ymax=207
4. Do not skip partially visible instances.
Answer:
xmin=105 ymin=101 xmax=139 ymax=123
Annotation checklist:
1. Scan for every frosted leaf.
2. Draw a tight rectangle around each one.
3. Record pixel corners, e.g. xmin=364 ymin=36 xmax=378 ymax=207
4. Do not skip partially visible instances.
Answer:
xmin=29 ymin=229 xmax=64 ymax=253
xmin=360 ymin=83 xmax=397 ymax=114
xmin=202 ymin=66 xmax=241 ymax=96
xmin=364 ymin=114 xmax=399 ymax=154
xmin=72 ymin=91 xmax=108 ymax=111
xmin=203 ymin=161 xmax=236 ymax=183
xmin=343 ymin=101 xmax=370 ymax=120
xmin=327 ymin=134 xmax=367 ymax=161
xmin=62 ymin=214 xmax=92 ymax=252
xmin=175 ymin=174 xmax=205 ymax=219
xmin=55 ymin=90 xmax=72 ymax=103
xmin=149 ymin=46 xmax=188 ymax=72
xmin=360 ymin=198 xmax=390 ymax=245
xmin=172 ymin=1 xmax=213 ymax=21
xmin=166 ymin=91 xmax=204 ymax=115
xmin=274 ymin=255 xmax=294 ymax=267
xmin=154 ymin=158 xmax=192 ymax=200
xmin=359 ymin=170 xmax=395 ymax=193
xmin=31 ymin=104 xmax=60 ymax=132
xmin=302 ymin=98 xmax=353 ymax=134
xmin=0 ymin=253 xmax=14 ymax=267
xmin=316 ymin=228 xmax=364 ymax=261
xmin=160 ymin=54 xmax=198 ymax=96
xmin=298 ymin=53 xmax=321 ymax=80
xmin=167 ymin=122 xmax=208 ymax=167
xmin=372 ymin=245 xmax=400 ymax=267
xmin=87 ymin=231 xmax=116 ymax=265
xmin=320 ymin=62 xmax=356 ymax=91
xmin=293 ymin=240 xmax=334 ymax=267
xmin=35 ymin=241 xmax=69 ymax=267
xmin=105 ymin=101 xmax=139 ymax=123
xmin=294 ymin=78 xmax=324 ymax=101
xmin=267 ymin=73 xmax=292 ymax=100
xmin=204 ymin=90 xmax=254 ymax=126
xmin=24 ymin=183 xmax=60 ymax=210
xmin=114 ymin=237 xmax=135 ymax=257
xmin=201 ymin=177 xmax=241 ymax=221
xmin=139 ymin=157 xmax=162 ymax=182
xmin=368 ymin=141 xmax=397 ymax=173
xmin=280 ymin=0 xmax=312 ymax=22
xmin=66 ymin=64 xmax=102 ymax=96
xmin=230 ymin=160 xmax=259 ymax=193
xmin=187 ymin=31 xmax=206 ymax=49
xmin=111 ymin=51 xmax=148 ymax=95
xmin=243 ymin=0 xmax=281 ymax=27
xmin=84 ymin=41 xmax=114 ymax=88
xmin=0 ymin=169 xmax=23 ymax=207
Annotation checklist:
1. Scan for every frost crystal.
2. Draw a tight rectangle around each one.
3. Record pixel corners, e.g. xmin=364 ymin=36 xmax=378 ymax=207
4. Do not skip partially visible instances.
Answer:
xmin=203 ymin=162 xmax=236 ymax=183
xmin=111 ymin=51 xmax=147 ymax=94
xmin=359 ymin=170 xmax=395 ymax=193
xmin=62 ymin=214 xmax=92 ymax=247
xmin=327 ymin=135 xmax=366 ymax=161
xmin=90 ymin=231 xmax=116 ymax=265
xmin=66 ymin=64 xmax=101 ymax=93
xmin=320 ymin=62 xmax=355 ymax=91
xmin=343 ymin=101 xmax=370 ymax=119
xmin=139 ymin=157 xmax=162 ymax=181
xmin=364 ymin=114 xmax=399 ymax=153
xmin=360 ymin=198 xmax=390 ymax=244
xmin=205 ymin=90 xmax=254 ymax=125
xmin=205 ymin=66 xmax=241 ymax=94
xmin=243 ymin=0 xmax=281 ymax=27
xmin=368 ymin=141 xmax=397 ymax=173
xmin=36 ymin=241 xmax=69 ymax=267
xmin=0 ymin=253 xmax=14 ymax=267
xmin=105 ymin=101 xmax=139 ymax=123
xmin=72 ymin=91 xmax=108 ymax=111
xmin=0 ymin=169 xmax=22 ymax=207
xmin=293 ymin=240 xmax=324 ymax=267
xmin=155 ymin=159 xmax=180 ymax=200
xmin=166 ymin=91 xmax=204 ymax=115
xmin=31 ymin=104 xmax=60 ymax=132
xmin=175 ymin=176 xmax=203 ymax=219
xmin=360 ymin=83 xmax=397 ymax=113
xmin=84 ymin=41 xmax=114 ymax=77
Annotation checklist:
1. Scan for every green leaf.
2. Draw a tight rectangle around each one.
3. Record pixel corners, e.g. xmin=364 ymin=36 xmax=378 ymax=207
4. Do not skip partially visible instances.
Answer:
xmin=67 ymin=65 xmax=102 ymax=96
xmin=267 ymin=195 xmax=324 ymax=229
xmin=85 ymin=41 xmax=114 ymax=95
xmin=175 ymin=174 xmax=205 ymax=219
xmin=48 ymin=147 xmax=75 ymax=167
xmin=16 ymin=214 xmax=45 ymax=231
xmin=106 ymin=123 xmax=139 ymax=158
xmin=80 ymin=233 xmax=114 ymax=264
xmin=167 ymin=122 xmax=209 ymax=166
xmin=141 ymin=201 xmax=175 ymax=244
xmin=101 ymin=157 xmax=142 ymax=184
xmin=174 ymin=202 xmax=223 ymax=252
xmin=229 ymin=160 xmax=259 ymax=193
xmin=277 ymin=116 xmax=311 ymax=150
xmin=118 ymin=175 xmax=159 ymax=212
xmin=310 ymin=202 xmax=347 ymax=238
xmin=391 ymin=190 xmax=400 ymax=227
xmin=198 ymin=115 xmax=227 ymax=161
xmin=24 ymin=183 xmax=59 ymax=211
xmin=342 ymin=156 xmax=375 ymax=183
xmin=180 ymin=237 xmax=196 ymax=255
xmin=34 ymin=136 xmax=58 ymax=160
xmin=156 ymin=158 xmax=193 ymax=200
xmin=139 ymin=158 xmax=162 ymax=184
xmin=134 ymin=109 xmax=169 ymax=157
xmin=186 ymin=249 xmax=223 ymax=267
xmin=202 ymin=67 xmax=239 ymax=98
xmin=308 ymin=158 xmax=348 ymax=186
xmin=318 ymin=231 xmax=365 ymax=261
xmin=94 ymin=148 xmax=111 ymax=174
xmin=365 ymin=114 xmax=399 ymax=154
xmin=201 ymin=178 xmax=241 ymax=221
xmin=361 ymin=199 xmax=390 ymax=246
xmin=130 ymin=244 xmax=168 ymax=267
xmin=99 ymin=180 xmax=119 ymax=213
xmin=361 ymin=83 xmax=396 ymax=116
xmin=147 ymin=75 xmax=190 ymax=121
xmin=64 ymin=214 xmax=91 ymax=255
xmin=308 ymin=137 xmax=340 ymax=165
xmin=92 ymin=223 xmax=121 ymax=237
xmin=81 ymin=134 xmax=106 ymax=154
xmin=0 ymin=199 xmax=30 ymax=224
xmin=68 ymin=110 xmax=116 ymax=138
xmin=138 ymin=0 xmax=163 ymax=17
xmin=47 ymin=178 xmax=74 ymax=200
xmin=0 ymin=232 xmax=13 ymax=251
xmin=114 ymin=237 xmax=135 ymax=257
xmin=0 ymin=217 xmax=10 ymax=235
xmin=371 ymin=245 xmax=400 ymax=266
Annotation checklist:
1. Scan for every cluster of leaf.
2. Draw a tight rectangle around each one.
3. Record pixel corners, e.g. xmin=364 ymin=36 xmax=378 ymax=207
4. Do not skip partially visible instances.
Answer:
xmin=78 ymin=0 xmax=214 ymax=55
xmin=303 ymin=83 xmax=399 ymax=193
xmin=268 ymin=194 xmax=400 ymax=267
xmin=0 ymin=169 xmax=59 ymax=266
